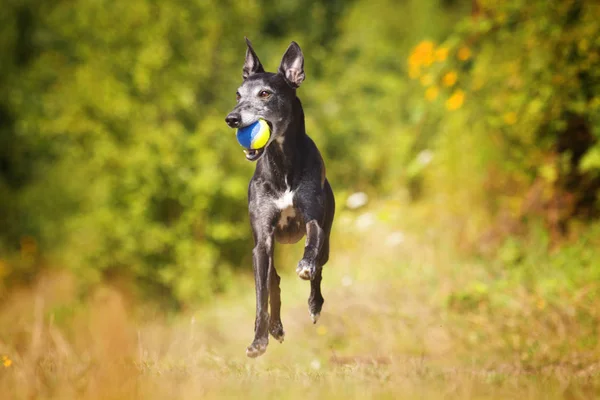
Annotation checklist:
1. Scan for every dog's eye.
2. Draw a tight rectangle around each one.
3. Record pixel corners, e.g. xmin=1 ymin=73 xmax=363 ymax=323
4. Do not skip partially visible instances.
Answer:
xmin=236 ymin=92 xmax=241 ymax=101
xmin=258 ymin=90 xmax=271 ymax=98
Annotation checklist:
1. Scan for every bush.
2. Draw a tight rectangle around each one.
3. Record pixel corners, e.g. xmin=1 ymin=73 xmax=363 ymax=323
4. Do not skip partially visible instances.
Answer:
xmin=0 ymin=0 xmax=347 ymax=305
xmin=406 ymin=0 xmax=600 ymax=249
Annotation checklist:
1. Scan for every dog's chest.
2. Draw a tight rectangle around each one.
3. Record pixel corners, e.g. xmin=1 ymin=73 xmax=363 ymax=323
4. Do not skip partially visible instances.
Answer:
xmin=273 ymin=187 xmax=304 ymax=244
xmin=274 ymin=188 xmax=296 ymax=227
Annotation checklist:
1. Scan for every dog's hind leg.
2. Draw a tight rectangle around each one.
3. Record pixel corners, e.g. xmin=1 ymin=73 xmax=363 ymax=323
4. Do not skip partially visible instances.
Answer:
xmin=268 ymin=264 xmax=285 ymax=342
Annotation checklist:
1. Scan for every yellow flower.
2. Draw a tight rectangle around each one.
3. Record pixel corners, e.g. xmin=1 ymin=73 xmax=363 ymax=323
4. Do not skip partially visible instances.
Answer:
xmin=2 ymin=356 xmax=12 ymax=368
xmin=317 ymin=326 xmax=328 ymax=336
xmin=422 ymin=53 xmax=435 ymax=67
xmin=435 ymin=47 xmax=449 ymax=62
xmin=442 ymin=71 xmax=458 ymax=87
xmin=416 ymin=41 xmax=435 ymax=53
xmin=457 ymin=46 xmax=472 ymax=61
xmin=446 ymin=90 xmax=465 ymax=110
xmin=425 ymin=86 xmax=439 ymax=102
xmin=408 ymin=40 xmax=435 ymax=68
xmin=419 ymin=73 xmax=433 ymax=87
xmin=503 ymin=112 xmax=517 ymax=125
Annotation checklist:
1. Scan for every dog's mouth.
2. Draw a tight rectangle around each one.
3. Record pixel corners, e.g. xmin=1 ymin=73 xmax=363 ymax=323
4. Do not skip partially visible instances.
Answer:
xmin=243 ymin=147 xmax=265 ymax=161
xmin=240 ymin=119 xmax=273 ymax=162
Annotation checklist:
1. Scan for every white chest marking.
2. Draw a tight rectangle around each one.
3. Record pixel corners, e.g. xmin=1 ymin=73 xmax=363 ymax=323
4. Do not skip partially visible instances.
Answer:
xmin=274 ymin=185 xmax=296 ymax=229
xmin=274 ymin=188 xmax=294 ymax=210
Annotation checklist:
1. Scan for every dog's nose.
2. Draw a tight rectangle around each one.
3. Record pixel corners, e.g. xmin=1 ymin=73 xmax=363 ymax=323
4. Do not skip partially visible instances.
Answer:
xmin=225 ymin=113 xmax=241 ymax=128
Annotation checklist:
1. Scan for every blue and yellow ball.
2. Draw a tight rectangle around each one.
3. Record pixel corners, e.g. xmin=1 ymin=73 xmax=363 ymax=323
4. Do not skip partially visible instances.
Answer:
xmin=236 ymin=119 xmax=271 ymax=149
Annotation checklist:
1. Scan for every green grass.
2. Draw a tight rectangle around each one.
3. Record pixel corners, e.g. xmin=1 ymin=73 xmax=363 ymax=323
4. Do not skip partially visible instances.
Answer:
xmin=1 ymin=200 xmax=599 ymax=399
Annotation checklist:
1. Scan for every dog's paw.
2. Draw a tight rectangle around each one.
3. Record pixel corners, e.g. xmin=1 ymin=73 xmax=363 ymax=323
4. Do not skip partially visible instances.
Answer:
xmin=309 ymin=296 xmax=324 ymax=324
xmin=269 ymin=320 xmax=285 ymax=343
xmin=296 ymin=259 xmax=316 ymax=280
xmin=310 ymin=312 xmax=320 ymax=324
xmin=246 ymin=338 xmax=268 ymax=358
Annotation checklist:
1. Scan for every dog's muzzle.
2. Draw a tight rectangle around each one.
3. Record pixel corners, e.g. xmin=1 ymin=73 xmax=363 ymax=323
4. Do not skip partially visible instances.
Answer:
xmin=225 ymin=113 xmax=241 ymax=128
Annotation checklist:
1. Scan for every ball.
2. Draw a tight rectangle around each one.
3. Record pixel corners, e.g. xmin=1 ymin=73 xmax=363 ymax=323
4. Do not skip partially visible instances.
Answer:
xmin=236 ymin=119 xmax=271 ymax=149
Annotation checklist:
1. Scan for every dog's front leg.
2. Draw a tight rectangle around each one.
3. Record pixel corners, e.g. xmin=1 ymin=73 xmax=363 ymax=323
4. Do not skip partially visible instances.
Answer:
xmin=247 ymin=234 xmax=273 ymax=358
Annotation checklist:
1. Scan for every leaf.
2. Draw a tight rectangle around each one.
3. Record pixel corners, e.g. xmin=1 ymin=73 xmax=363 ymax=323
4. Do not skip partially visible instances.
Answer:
xmin=580 ymin=147 xmax=600 ymax=172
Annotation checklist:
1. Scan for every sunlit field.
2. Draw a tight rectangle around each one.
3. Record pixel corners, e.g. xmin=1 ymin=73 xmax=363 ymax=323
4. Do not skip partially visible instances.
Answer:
xmin=2 ymin=199 xmax=599 ymax=399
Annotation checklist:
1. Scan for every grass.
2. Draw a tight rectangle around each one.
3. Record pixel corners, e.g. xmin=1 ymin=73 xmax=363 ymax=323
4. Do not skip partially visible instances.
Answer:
xmin=1 ymin=198 xmax=600 ymax=399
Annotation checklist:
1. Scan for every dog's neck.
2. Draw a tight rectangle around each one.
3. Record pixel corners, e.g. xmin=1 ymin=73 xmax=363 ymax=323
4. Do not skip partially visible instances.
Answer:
xmin=257 ymin=97 xmax=307 ymax=190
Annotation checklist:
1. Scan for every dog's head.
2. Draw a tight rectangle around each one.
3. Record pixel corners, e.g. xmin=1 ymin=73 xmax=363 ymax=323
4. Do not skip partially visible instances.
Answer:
xmin=225 ymin=38 xmax=305 ymax=161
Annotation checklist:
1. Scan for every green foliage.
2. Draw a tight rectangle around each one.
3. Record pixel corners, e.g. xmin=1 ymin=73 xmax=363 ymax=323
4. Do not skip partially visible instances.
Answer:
xmin=406 ymin=0 xmax=600 ymax=246
xmin=304 ymin=0 xmax=470 ymax=192
xmin=0 ymin=0 xmax=348 ymax=304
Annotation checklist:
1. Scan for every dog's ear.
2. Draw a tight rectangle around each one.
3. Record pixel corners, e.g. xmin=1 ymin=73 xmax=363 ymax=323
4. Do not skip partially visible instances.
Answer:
xmin=278 ymin=41 xmax=305 ymax=88
xmin=243 ymin=37 xmax=265 ymax=80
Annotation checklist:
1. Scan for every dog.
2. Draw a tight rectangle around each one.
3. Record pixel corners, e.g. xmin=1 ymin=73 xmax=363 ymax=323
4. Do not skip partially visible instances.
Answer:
xmin=225 ymin=39 xmax=335 ymax=358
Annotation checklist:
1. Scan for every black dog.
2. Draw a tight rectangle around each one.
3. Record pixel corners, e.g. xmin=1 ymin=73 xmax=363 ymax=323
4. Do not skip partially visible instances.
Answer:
xmin=225 ymin=39 xmax=335 ymax=358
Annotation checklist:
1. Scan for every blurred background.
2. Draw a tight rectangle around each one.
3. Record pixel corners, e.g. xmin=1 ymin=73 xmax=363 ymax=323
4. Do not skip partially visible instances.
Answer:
xmin=2 ymin=0 xmax=600 ymax=398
